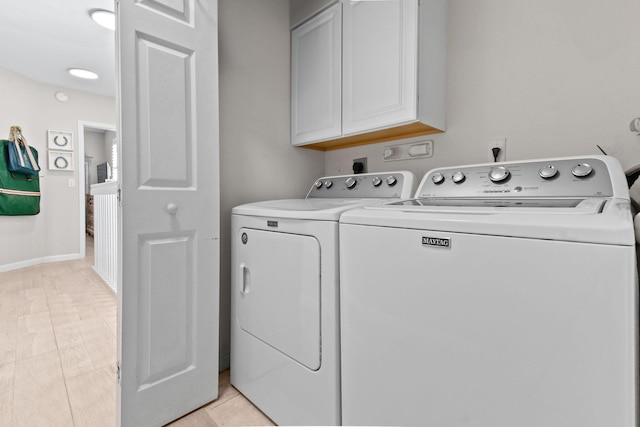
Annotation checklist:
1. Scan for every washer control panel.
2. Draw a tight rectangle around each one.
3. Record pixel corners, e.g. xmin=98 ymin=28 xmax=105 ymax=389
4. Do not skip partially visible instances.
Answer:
xmin=308 ymin=171 xmax=414 ymax=199
xmin=418 ymin=157 xmax=613 ymax=199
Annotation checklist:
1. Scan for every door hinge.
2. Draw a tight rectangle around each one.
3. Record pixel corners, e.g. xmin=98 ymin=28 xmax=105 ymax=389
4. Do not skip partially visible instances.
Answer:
xmin=117 ymin=361 xmax=121 ymax=384
xmin=117 ymin=188 xmax=122 ymax=204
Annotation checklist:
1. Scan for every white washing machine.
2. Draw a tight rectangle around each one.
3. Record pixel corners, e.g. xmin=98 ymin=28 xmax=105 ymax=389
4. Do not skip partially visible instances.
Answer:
xmin=230 ymin=171 xmax=414 ymax=426
xmin=339 ymin=156 xmax=637 ymax=427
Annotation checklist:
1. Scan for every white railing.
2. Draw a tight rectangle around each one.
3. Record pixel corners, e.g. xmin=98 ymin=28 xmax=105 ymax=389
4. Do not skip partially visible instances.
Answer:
xmin=91 ymin=181 xmax=118 ymax=293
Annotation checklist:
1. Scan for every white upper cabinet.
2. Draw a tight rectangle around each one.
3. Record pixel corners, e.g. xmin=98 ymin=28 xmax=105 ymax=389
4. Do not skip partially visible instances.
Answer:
xmin=342 ymin=0 xmax=417 ymax=136
xmin=291 ymin=4 xmax=342 ymax=145
xmin=291 ymin=0 xmax=446 ymax=150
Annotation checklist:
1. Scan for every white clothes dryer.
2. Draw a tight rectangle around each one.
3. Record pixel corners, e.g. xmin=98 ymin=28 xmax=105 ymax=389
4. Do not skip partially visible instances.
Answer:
xmin=339 ymin=156 xmax=637 ymax=427
xmin=231 ymin=171 xmax=415 ymax=426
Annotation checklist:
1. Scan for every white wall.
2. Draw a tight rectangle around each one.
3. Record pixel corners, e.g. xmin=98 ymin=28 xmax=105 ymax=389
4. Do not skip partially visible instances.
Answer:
xmin=0 ymin=68 xmax=116 ymax=270
xmin=290 ymin=0 xmax=334 ymax=28
xmin=218 ymin=0 xmax=325 ymax=369
xmin=325 ymin=0 xmax=640 ymax=179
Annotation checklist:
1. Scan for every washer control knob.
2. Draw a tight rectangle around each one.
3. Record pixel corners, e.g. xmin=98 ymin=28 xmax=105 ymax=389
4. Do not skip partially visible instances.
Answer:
xmin=432 ymin=172 xmax=445 ymax=185
xmin=323 ymin=180 xmax=333 ymax=189
xmin=345 ymin=177 xmax=357 ymax=189
xmin=571 ymin=163 xmax=593 ymax=178
xmin=372 ymin=176 xmax=382 ymax=187
xmin=488 ymin=166 xmax=510 ymax=183
xmin=386 ymin=175 xmax=398 ymax=186
xmin=315 ymin=180 xmax=323 ymax=189
xmin=451 ymin=171 xmax=466 ymax=184
xmin=538 ymin=165 xmax=558 ymax=179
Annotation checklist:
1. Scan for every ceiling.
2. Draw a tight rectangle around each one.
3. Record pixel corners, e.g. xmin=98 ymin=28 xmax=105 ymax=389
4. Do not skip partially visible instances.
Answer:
xmin=0 ymin=0 xmax=116 ymax=98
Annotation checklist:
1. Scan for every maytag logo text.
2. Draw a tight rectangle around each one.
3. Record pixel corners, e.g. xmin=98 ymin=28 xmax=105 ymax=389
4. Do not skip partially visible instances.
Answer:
xmin=422 ymin=236 xmax=450 ymax=248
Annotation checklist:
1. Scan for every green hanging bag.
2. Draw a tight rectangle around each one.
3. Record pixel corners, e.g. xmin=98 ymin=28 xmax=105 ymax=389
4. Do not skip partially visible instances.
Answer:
xmin=0 ymin=138 xmax=41 ymax=215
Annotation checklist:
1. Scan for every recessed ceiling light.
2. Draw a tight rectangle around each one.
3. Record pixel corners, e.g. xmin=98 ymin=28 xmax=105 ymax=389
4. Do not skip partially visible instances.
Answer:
xmin=90 ymin=9 xmax=115 ymax=31
xmin=68 ymin=68 xmax=99 ymax=80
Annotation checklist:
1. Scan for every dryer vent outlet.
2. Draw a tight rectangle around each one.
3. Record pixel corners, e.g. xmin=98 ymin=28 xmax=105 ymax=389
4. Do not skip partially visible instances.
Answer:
xmin=353 ymin=157 xmax=367 ymax=174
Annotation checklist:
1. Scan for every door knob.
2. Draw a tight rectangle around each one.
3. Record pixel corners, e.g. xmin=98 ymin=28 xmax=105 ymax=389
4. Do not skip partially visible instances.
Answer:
xmin=166 ymin=203 xmax=178 ymax=214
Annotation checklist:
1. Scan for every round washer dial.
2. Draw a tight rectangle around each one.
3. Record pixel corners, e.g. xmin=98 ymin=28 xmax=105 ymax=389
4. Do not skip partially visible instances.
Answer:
xmin=488 ymin=166 xmax=510 ymax=183
xmin=345 ymin=177 xmax=357 ymax=189
xmin=452 ymin=171 xmax=466 ymax=184
xmin=571 ymin=163 xmax=593 ymax=178
xmin=538 ymin=165 xmax=558 ymax=179
xmin=432 ymin=172 xmax=445 ymax=185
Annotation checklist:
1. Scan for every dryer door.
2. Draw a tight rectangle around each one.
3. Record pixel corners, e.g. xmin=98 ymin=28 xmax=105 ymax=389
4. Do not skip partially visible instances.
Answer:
xmin=236 ymin=228 xmax=321 ymax=370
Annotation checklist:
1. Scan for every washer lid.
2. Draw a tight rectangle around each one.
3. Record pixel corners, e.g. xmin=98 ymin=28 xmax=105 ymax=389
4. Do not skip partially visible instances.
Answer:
xmin=340 ymin=198 xmax=635 ymax=246
xmin=232 ymin=198 xmax=388 ymax=221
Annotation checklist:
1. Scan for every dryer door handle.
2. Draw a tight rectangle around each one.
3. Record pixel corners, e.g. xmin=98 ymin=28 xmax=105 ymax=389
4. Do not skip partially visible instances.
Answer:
xmin=239 ymin=263 xmax=250 ymax=295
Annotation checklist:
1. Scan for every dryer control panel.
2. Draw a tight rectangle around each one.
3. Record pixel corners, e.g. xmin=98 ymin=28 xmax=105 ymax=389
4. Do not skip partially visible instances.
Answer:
xmin=308 ymin=171 xmax=414 ymax=199
xmin=417 ymin=157 xmax=619 ymax=199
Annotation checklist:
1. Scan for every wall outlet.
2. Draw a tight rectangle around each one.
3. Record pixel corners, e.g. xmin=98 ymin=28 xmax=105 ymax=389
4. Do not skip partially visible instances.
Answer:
xmin=489 ymin=138 xmax=506 ymax=162
xmin=353 ymin=157 xmax=367 ymax=174
xmin=383 ymin=140 xmax=433 ymax=161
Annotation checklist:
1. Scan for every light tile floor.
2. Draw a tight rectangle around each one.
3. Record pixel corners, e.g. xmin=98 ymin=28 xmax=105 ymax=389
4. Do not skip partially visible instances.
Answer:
xmin=0 ymin=238 xmax=274 ymax=427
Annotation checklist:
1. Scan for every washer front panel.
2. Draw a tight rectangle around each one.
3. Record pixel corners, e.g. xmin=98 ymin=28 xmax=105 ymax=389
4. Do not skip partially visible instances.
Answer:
xmin=339 ymin=222 xmax=637 ymax=426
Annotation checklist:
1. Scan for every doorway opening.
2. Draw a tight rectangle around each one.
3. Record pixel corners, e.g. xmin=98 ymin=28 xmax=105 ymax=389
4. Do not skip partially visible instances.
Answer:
xmin=77 ymin=121 xmax=116 ymax=262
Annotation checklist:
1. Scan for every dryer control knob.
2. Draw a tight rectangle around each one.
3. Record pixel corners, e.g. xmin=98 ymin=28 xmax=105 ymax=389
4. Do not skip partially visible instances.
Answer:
xmin=323 ymin=180 xmax=333 ymax=188
xmin=432 ymin=172 xmax=445 ymax=185
xmin=452 ymin=171 xmax=466 ymax=184
xmin=315 ymin=180 xmax=323 ymax=189
xmin=489 ymin=166 xmax=510 ymax=183
xmin=372 ymin=176 xmax=382 ymax=187
xmin=571 ymin=163 xmax=593 ymax=178
xmin=538 ymin=165 xmax=558 ymax=179
xmin=386 ymin=175 xmax=398 ymax=186
xmin=345 ymin=177 xmax=357 ymax=189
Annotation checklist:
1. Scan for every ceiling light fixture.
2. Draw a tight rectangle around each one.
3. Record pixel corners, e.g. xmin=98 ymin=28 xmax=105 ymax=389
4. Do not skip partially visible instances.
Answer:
xmin=68 ymin=68 xmax=99 ymax=80
xmin=90 ymin=9 xmax=115 ymax=31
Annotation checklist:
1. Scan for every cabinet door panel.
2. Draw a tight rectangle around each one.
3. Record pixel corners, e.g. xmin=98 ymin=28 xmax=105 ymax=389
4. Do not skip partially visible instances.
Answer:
xmin=291 ymin=4 xmax=342 ymax=146
xmin=343 ymin=0 xmax=418 ymax=135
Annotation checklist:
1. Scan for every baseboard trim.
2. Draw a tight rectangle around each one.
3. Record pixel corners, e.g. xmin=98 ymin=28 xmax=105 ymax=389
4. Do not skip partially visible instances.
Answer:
xmin=92 ymin=266 xmax=117 ymax=293
xmin=0 ymin=253 xmax=81 ymax=273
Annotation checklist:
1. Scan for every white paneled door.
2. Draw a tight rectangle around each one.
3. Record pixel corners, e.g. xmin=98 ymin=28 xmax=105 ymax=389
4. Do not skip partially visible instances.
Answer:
xmin=116 ymin=0 xmax=220 ymax=426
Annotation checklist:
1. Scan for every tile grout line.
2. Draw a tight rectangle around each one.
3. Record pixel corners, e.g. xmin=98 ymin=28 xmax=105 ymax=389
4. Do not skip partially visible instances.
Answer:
xmin=43 ymin=270 xmax=78 ymax=427
xmin=10 ymin=347 xmax=16 ymax=426
xmin=7 ymin=274 xmax=24 ymax=425
xmin=6 ymin=283 xmax=18 ymax=427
